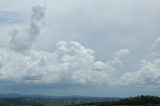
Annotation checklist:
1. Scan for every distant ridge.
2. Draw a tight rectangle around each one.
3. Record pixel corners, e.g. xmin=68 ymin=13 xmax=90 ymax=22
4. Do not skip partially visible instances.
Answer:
xmin=0 ymin=93 xmax=120 ymax=102
xmin=0 ymin=93 xmax=22 ymax=98
xmin=0 ymin=93 xmax=121 ymax=104
xmin=0 ymin=93 xmax=120 ymax=98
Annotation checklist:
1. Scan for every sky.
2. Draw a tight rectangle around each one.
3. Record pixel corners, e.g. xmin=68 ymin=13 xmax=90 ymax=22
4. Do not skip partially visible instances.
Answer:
xmin=0 ymin=0 xmax=160 ymax=97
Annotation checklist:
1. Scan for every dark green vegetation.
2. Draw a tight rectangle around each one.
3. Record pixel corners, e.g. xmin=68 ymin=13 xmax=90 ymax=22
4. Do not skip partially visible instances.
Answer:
xmin=68 ymin=95 xmax=160 ymax=106
xmin=0 ymin=95 xmax=159 ymax=106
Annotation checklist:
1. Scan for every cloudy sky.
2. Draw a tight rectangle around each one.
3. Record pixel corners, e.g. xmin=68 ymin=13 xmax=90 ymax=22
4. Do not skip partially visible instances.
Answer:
xmin=0 ymin=0 xmax=160 ymax=97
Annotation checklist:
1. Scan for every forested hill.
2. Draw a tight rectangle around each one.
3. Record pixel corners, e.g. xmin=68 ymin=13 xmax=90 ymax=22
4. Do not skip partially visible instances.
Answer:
xmin=68 ymin=95 xmax=160 ymax=106
xmin=117 ymin=95 xmax=160 ymax=105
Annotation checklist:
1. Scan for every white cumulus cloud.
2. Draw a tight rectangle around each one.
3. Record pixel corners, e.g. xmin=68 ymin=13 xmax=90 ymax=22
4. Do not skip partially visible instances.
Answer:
xmin=119 ymin=37 xmax=160 ymax=86
xmin=0 ymin=3 xmax=131 ymax=88
xmin=0 ymin=2 xmax=160 ymax=89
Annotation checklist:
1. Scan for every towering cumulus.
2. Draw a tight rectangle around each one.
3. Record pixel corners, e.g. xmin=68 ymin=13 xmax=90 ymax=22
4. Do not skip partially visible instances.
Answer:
xmin=10 ymin=3 xmax=46 ymax=52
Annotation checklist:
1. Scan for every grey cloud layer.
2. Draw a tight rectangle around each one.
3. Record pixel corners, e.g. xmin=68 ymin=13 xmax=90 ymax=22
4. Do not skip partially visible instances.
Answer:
xmin=0 ymin=3 xmax=160 ymax=88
